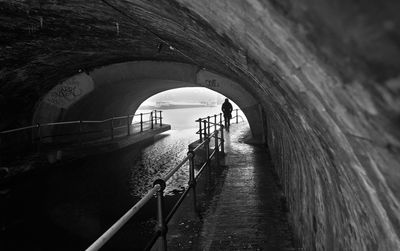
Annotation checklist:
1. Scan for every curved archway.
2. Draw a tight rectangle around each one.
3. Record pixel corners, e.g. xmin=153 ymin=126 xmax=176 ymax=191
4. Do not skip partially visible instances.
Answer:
xmin=33 ymin=61 xmax=265 ymax=141
xmin=135 ymin=87 xmax=249 ymax=129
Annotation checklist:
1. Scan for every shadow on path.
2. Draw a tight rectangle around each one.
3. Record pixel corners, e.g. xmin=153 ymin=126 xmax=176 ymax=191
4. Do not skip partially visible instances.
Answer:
xmin=167 ymin=124 xmax=300 ymax=250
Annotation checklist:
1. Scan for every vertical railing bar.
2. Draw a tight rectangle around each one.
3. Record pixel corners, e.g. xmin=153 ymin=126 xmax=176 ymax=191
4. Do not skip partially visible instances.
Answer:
xmin=79 ymin=120 xmax=83 ymax=144
xmin=37 ymin=123 xmax=42 ymax=143
xmin=236 ymin=109 xmax=239 ymax=124
xmin=220 ymin=125 xmax=225 ymax=154
xmin=215 ymin=130 xmax=219 ymax=164
xmin=188 ymin=151 xmax=197 ymax=215
xmin=127 ymin=114 xmax=130 ymax=136
xmin=153 ymin=179 xmax=167 ymax=251
xmin=205 ymin=138 xmax=211 ymax=184
xmin=198 ymin=119 xmax=202 ymax=141
xmin=37 ymin=123 xmax=41 ymax=152
xmin=140 ymin=113 xmax=143 ymax=132
xmin=151 ymin=112 xmax=154 ymax=129
xmin=110 ymin=117 xmax=114 ymax=140
xmin=203 ymin=120 xmax=207 ymax=140
xmin=214 ymin=114 xmax=217 ymax=132
xmin=159 ymin=111 xmax=162 ymax=126
xmin=207 ymin=116 xmax=210 ymax=136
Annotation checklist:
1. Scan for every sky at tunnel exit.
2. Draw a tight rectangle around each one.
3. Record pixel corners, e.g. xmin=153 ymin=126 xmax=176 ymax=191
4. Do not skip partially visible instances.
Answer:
xmin=140 ymin=87 xmax=228 ymax=106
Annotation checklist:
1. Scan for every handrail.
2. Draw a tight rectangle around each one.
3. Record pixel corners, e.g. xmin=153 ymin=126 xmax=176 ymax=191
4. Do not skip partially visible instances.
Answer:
xmin=85 ymin=115 xmax=225 ymax=251
xmin=0 ymin=110 xmax=167 ymax=162
xmin=195 ymin=109 xmax=242 ymax=140
xmin=86 ymin=185 xmax=161 ymax=251
xmin=196 ymin=108 xmax=240 ymax=122
xmin=0 ymin=111 xmax=159 ymax=135
xmin=163 ymin=156 xmax=190 ymax=182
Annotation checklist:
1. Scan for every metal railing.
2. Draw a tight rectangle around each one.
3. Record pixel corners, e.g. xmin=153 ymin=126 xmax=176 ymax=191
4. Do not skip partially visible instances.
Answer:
xmin=196 ymin=108 xmax=244 ymax=141
xmin=85 ymin=112 xmax=231 ymax=251
xmin=0 ymin=110 xmax=164 ymax=163
xmin=0 ymin=110 xmax=163 ymax=145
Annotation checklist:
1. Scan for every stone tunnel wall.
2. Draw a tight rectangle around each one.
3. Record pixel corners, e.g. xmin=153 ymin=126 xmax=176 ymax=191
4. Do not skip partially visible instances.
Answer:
xmin=2 ymin=1 xmax=400 ymax=250
xmin=254 ymin=50 xmax=400 ymax=250
xmin=176 ymin=1 xmax=400 ymax=250
xmin=250 ymin=52 xmax=400 ymax=250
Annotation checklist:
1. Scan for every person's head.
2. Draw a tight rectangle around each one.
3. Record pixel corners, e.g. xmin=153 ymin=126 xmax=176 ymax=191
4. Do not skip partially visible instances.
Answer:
xmin=225 ymin=98 xmax=229 ymax=102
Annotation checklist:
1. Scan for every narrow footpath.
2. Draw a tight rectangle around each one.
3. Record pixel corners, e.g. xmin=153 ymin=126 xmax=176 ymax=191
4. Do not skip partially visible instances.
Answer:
xmin=168 ymin=124 xmax=299 ymax=250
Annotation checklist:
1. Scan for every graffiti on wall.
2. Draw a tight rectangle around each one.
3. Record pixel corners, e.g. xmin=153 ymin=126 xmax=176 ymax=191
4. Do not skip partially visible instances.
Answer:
xmin=196 ymin=69 xmax=258 ymax=107
xmin=203 ymin=79 xmax=220 ymax=88
xmin=197 ymin=70 xmax=224 ymax=90
xmin=44 ymin=73 xmax=94 ymax=108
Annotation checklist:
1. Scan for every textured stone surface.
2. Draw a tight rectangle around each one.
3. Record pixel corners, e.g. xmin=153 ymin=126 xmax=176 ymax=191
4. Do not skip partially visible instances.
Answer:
xmin=197 ymin=126 xmax=298 ymax=250
xmin=1 ymin=0 xmax=400 ymax=250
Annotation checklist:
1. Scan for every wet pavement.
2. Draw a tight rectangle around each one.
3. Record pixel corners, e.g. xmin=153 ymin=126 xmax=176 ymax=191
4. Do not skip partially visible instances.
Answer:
xmin=167 ymin=124 xmax=299 ymax=250
xmin=1 ymin=115 xmax=298 ymax=251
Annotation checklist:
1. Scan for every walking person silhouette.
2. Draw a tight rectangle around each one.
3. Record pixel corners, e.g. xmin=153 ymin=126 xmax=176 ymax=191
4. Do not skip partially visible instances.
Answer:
xmin=221 ymin=98 xmax=233 ymax=131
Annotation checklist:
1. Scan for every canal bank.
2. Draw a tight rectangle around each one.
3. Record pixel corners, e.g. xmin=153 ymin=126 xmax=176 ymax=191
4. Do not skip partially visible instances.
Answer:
xmin=0 ymin=123 xmax=170 ymax=184
xmin=1 ymin=107 xmax=247 ymax=251
xmin=0 ymin=128 xmax=182 ymax=251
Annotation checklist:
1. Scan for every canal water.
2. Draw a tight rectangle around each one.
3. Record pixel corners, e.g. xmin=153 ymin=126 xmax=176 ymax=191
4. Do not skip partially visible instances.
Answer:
xmin=0 ymin=107 xmax=245 ymax=251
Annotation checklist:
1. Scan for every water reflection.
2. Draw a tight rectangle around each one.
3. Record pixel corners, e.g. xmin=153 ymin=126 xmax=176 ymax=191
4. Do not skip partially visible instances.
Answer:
xmin=2 ymin=106 xmax=244 ymax=251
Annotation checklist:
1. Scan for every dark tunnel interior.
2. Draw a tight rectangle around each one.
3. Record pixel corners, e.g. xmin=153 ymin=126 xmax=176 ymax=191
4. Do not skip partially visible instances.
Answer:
xmin=1 ymin=1 xmax=400 ymax=250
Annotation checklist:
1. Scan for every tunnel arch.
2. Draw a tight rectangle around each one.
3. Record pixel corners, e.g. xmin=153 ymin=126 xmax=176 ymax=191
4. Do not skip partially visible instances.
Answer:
xmin=135 ymin=87 xmax=249 ymax=128
xmin=33 ymin=61 xmax=265 ymax=141
xmin=2 ymin=1 xmax=400 ymax=250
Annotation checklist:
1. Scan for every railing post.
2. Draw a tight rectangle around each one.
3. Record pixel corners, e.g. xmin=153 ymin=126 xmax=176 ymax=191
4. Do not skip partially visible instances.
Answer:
xmin=198 ymin=119 xmax=202 ymax=141
xmin=236 ymin=109 xmax=239 ymax=124
xmin=214 ymin=114 xmax=217 ymax=132
xmin=151 ymin=112 xmax=154 ymax=129
xmin=220 ymin=125 xmax=225 ymax=155
xmin=153 ymin=179 xmax=167 ymax=251
xmin=37 ymin=123 xmax=41 ymax=152
xmin=205 ymin=138 xmax=210 ymax=165
xmin=205 ymin=138 xmax=211 ymax=183
xmin=207 ymin=116 xmax=210 ymax=136
xmin=154 ymin=110 xmax=158 ymax=125
xmin=110 ymin=118 xmax=114 ymax=140
xmin=188 ymin=151 xmax=197 ymax=213
xmin=79 ymin=120 xmax=83 ymax=144
xmin=159 ymin=111 xmax=162 ymax=126
xmin=214 ymin=130 xmax=219 ymax=164
xmin=219 ymin=113 xmax=222 ymax=125
xmin=203 ymin=120 xmax=207 ymax=139
xmin=37 ymin=123 xmax=42 ymax=143
xmin=140 ymin=113 xmax=143 ymax=132
xmin=127 ymin=115 xmax=130 ymax=136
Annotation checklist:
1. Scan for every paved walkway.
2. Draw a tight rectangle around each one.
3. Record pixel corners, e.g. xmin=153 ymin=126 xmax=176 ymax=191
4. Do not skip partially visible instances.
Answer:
xmin=168 ymin=124 xmax=299 ymax=250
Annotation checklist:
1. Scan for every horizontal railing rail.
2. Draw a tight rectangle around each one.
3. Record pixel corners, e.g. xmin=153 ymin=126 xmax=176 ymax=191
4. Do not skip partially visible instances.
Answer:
xmin=86 ymin=114 xmax=226 ymax=251
xmin=195 ymin=108 xmax=243 ymax=141
xmin=0 ymin=110 xmax=165 ymax=162
xmin=0 ymin=111 xmax=159 ymax=135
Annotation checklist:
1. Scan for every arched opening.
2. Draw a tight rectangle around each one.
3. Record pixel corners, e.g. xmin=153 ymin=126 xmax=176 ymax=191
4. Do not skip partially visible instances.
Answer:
xmin=33 ymin=61 xmax=264 ymax=143
xmin=135 ymin=87 xmax=248 ymax=129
